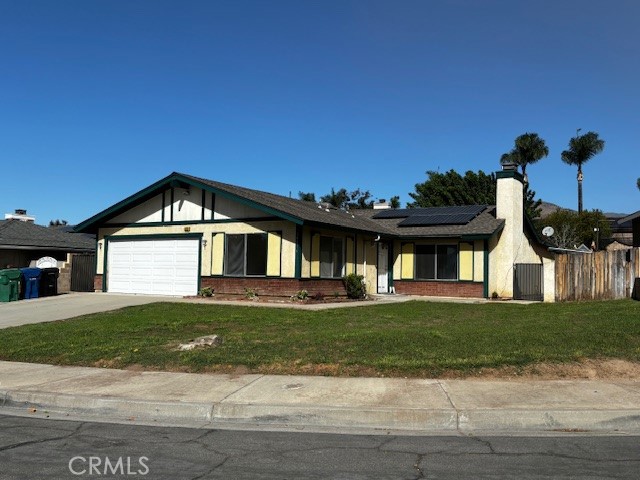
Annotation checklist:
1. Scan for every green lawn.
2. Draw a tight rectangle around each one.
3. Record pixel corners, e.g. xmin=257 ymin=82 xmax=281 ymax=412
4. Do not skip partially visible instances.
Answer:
xmin=0 ymin=300 xmax=639 ymax=377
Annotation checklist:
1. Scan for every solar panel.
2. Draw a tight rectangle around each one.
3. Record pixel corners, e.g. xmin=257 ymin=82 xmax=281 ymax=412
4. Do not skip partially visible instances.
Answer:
xmin=372 ymin=209 xmax=413 ymax=219
xmin=398 ymin=213 xmax=477 ymax=227
xmin=373 ymin=205 xmax=486 ymax=218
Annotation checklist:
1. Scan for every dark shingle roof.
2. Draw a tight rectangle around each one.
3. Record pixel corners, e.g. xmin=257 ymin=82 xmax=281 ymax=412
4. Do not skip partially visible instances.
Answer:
xmin=179 ymin=173 xmax=388 ymax=234
xmin=352 ymin=207 xmax=504 ymax=238
xmin=0 ymin=220 xmax=95 ymax=251
xmin=181 ymin=174 xmax=503 ymax=238
xmin=76 ymin=171 xmax=504 ymax=240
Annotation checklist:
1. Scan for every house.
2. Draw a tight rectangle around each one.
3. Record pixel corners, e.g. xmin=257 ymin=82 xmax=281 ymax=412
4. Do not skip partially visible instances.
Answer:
xmin=0 ymin=215 xmax=96 ymax=293
xmin=617 ymin=211 xmax=640 ymax=248
xmin=0 ymin=215 xmax=95 ymax=268
xmin=74 ymin=164 xmax=555 ymax=301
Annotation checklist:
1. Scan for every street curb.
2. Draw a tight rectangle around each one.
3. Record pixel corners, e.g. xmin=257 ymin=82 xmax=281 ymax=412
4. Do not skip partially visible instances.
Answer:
xmin=1 ymin=390 xmax=214 ymax=425
xmin=3 ymin=388 xmax=640 ymax=433
xmin=457 ymin=408 xmax=640 ymax=432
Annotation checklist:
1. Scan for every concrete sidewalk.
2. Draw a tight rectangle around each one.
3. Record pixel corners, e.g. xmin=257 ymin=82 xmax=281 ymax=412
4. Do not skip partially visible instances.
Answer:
xmin=1 ymin=361 xmax=639 ymax=434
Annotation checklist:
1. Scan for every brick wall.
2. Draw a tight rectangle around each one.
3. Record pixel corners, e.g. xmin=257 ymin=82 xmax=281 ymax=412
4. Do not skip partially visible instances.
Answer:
xmin=94 ymin=274 xmax=484 ymax=299
xmin=200 ymin=277 xmax=347 ymax=297
xmin=393 ymin=280 xmax=484 ymax=298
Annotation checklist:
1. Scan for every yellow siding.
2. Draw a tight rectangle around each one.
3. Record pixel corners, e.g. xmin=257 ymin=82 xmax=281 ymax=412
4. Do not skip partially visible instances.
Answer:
xmin=401 ymin=243 xmax=414 ymax=279
xmin=311 ymin=233 xmax=320 ymax=277
xmin=459 ymin=242 xmax=474 ymax=281
xmin=345 ymin=237 xmax=355 ymax=275
xmin=211 ymin=233 xmax=225 ymax=276
xmin=267 ymin=231 xmax=282 ymax=276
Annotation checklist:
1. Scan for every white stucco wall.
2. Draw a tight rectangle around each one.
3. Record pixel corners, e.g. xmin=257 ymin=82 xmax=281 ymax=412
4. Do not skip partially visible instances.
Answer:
xmin=214 ymin=196 xmax=270 ymax=220
xmin=489 ymin=172 xmax=555 ymax=301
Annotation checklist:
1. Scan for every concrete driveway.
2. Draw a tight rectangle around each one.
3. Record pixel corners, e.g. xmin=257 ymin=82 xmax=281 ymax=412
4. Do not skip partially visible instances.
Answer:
xmin=0 ymin=293 xmax=175 ymax=329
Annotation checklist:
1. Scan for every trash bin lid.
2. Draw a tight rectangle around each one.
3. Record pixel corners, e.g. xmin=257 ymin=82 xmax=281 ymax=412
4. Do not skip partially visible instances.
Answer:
xmin=41 ymin=267 xmax=60 ymax=273
xmin=20 ymin=267 xmax=42 ymax=278
xmin=0 ymin=268 xmax=22 ymax=280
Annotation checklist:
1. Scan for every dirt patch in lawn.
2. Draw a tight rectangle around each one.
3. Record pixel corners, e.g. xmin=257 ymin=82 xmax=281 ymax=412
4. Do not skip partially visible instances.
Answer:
xmin=117 ymin=358 xmax=640 ymax=381
xmin=440 ymin=359 xmax=640 ymax=381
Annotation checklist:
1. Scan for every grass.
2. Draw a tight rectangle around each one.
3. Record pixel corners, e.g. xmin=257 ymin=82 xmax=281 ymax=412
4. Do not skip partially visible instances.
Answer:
xmin=0 ymin=300 xmax=639 ymax=377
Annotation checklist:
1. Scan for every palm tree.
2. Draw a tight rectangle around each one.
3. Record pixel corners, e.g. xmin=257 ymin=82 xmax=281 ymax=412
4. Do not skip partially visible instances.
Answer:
xmin=561 ymin=130 xmax=605 ymax=214
xmin=501 ymin=133 xmax=548 ymax=183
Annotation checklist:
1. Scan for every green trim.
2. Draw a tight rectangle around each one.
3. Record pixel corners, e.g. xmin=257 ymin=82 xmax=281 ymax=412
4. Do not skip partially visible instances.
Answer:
xmin=294 ymin=225 xmax=302 ymax=279
xmin=101 ymin=216 xmax=283 ymax=229
xmin=483 ymin=239 xmax=489 ymax=298
xmin=75 ymin=172 xmax=304 ymax=233
xmin=106 ymin=233 xmax=203 ymax=241
xmin=102 ymin=239 xmax=108 ymax=292
xmin=104 ymin=233 xmax=203 ymax=294
xmin=387 ymin=241 xmax=394 ymax=288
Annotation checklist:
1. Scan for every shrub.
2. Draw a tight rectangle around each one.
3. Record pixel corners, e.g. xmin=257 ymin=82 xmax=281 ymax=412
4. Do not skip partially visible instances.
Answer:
xmin=198 ymin=287 xmax=214 ymax=297
xmin=244 ymin=287 xmax=258 ymax=300
xmin=343 ymin=273 xmax=366 ymax=299
xmin=291 ymin=289 xmax=309 ymax=301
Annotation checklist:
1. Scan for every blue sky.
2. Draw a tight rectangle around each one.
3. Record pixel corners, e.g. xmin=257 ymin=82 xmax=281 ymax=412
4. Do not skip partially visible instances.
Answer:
xmin=1 ymin=0 xmax=638 ymax=225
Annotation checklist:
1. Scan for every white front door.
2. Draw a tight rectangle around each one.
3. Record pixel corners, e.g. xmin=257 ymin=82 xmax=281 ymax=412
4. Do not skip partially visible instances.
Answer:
xmin=377 ymin=242 xmax=389 ymax=293
xmin=107 ymin=238 xmax=199 ymax=296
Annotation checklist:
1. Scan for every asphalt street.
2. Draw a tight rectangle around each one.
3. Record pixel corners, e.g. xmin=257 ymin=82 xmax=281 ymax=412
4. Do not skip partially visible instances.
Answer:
xmin=0 ymin=415 xmax=638 ymax=479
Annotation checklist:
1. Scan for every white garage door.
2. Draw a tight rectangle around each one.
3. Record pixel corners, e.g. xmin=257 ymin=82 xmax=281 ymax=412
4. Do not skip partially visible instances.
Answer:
xmin=107 ymin=238 xmax=199 ymax=296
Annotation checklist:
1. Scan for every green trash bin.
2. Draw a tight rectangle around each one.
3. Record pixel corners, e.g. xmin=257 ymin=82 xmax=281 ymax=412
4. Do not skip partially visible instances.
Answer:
xmin=0 ymin=269 xmax=22 ymax=302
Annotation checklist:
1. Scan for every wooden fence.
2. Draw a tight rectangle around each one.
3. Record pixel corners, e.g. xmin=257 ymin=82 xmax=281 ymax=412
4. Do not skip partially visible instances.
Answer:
xmin=555 ymin=248 xmax=640 ymax=301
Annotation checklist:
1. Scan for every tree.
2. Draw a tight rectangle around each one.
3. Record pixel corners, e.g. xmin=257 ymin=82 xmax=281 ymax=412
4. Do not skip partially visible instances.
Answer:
xmin=502 ymin=132 xmax=549 ymax=182
xmin=560 ymin=130 xmax=605 ymax=214
xmin=408 ymin=170 xmax=496 ymax=207
xmin=389 ymin=196 xmax=401 ymax=209
xmin=49 ymin=219 xmax=68 ymax=227
xmin=408 ymin=169 xmax=543 ymax=221
xmin=298 ymin=191 xmax=316 ymax=202
xmin=637 ymin=178 xmax=639 ymax=191
xmin=320 ymin=188 xmax=374 ymax=210
xmin=542 ymin=209 xmax=611 ymax=249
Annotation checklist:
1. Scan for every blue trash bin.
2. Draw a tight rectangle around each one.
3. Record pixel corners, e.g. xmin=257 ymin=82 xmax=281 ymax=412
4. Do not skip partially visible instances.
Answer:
xmin=20 ymin=267 xmax=42 ymax=299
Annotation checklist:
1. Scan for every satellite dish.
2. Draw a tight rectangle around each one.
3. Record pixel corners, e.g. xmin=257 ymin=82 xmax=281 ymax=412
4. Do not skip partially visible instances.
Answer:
xmin=542 ymin=226 xmax=555 ymax=237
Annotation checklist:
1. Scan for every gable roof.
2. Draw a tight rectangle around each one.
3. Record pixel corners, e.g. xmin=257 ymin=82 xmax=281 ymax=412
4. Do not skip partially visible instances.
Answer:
xmin=618 ymin=210 xmax=640 ymax=224
xmin=75 ymin=172 xmax=505 ymax=239
xmin=0 ymin=220 xmax=95 ymax=251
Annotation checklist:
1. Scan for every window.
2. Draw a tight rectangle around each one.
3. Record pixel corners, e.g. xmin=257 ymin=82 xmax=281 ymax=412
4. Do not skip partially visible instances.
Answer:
xmin=319 ymin=236 xmax=344 ymax=278
xmin=225 ymin=233 xmax=267 ymax=276
xmin=415 ymin=244 xmax=458 ymax=280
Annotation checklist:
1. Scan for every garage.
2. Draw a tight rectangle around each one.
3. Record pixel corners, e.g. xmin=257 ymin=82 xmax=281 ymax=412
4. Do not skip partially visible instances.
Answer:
xmin=106 ymin=237 xmax=200 ymax=296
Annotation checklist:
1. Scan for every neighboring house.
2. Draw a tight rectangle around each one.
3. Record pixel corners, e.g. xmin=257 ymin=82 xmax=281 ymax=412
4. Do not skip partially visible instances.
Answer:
xmin=617 ymin=211 xmax=640 ymax=248
xmin=0 ymin=218 xmax=95 ymax=268
xmin=75 ymin=165 xmax=555 ymax=301
xmin=606 ymin=213 xmax=633 ymax=246
xmin=0 ymin=217 xmax=96 ymax=293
